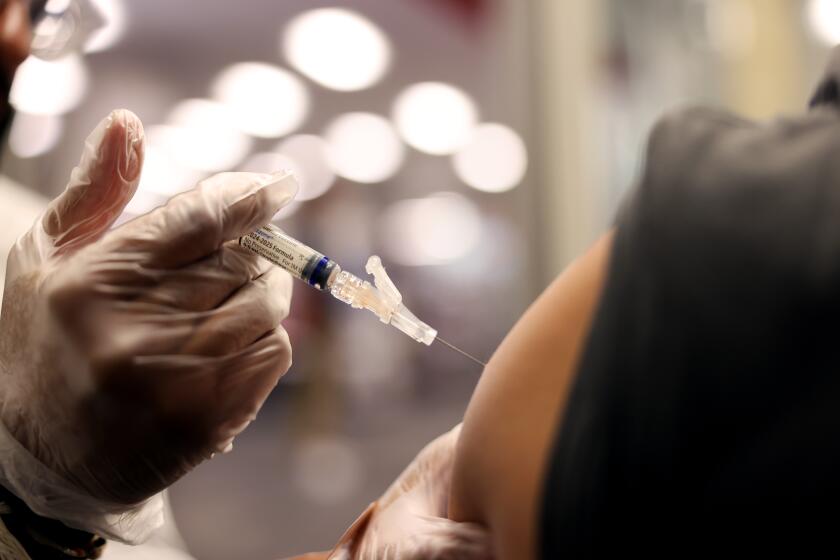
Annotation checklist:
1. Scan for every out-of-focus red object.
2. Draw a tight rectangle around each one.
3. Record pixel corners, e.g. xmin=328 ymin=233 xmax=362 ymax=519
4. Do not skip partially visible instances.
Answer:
xmin=414 ymin=0 xmax=488 ymax=27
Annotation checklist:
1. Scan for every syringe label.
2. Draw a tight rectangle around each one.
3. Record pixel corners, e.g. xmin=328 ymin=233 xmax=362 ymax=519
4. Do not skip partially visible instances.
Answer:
xmin=240 ymin=230 xmax=315 ymax=280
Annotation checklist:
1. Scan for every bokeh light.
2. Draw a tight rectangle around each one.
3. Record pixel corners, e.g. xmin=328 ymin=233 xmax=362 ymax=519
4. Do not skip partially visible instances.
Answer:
xmin=239 ymin=152 xmax=288 ymax=175
xmin=324 ymin=112 xmax=405 ymax=184
xmin=240 ymin=135 xmax=335 ymax=202
xmin=45 ymin=0 xmax=72 ymax=11
xmin=9 ymin=55 xmax=89 ymax=115
xmin=282 ymin=8 xmax=392 ymax=91
xmin=8 ymin=113 xmax=64 ymax=159
xmin=138 ymin=129 xmax=204 ymax=197
xmin=85 ymin=0 xmax=127 ymax=53
xmin=211 ymin=62 xmax=310 ymax=138
xmin=393 ymin=82 xmax=478 ymax=155
xmin=453 ymin=123 xmax=528 ymax=193
xmin=807 ymin=0 xmax=840 ymax=45
xmin=237 ymin=153 xmax=301 ymax=220
xmin=165 ymin=99 xmax=253 ymax=172
xmin=380 ymin=192 xmax=482 ymax=266
xmin=275 ymin=135 xmax=335 ymax=200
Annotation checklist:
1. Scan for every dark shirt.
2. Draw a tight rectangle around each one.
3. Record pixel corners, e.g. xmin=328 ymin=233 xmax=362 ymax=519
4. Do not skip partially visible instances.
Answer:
xmin=541 ymin=47 xmax=840 ymax=557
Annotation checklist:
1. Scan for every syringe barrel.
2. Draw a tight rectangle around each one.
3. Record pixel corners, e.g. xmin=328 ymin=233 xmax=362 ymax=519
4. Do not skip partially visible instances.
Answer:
xmin=240 ymin=224 xmax=339 ymax=291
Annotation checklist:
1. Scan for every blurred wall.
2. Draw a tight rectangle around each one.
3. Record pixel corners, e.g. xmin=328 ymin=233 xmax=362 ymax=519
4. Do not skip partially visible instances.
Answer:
xmin=533 ymin=0 xmax=608 ymax=277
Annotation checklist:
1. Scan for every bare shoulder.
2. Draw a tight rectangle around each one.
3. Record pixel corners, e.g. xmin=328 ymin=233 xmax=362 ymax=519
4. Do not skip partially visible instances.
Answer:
xmin=449 ymin=232 xmax=614 ymax=560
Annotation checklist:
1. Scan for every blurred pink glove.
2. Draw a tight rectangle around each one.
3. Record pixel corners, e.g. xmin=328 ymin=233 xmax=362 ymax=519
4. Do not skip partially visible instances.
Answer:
xmin=325 ymin=425 xmax=493 ymax=560
xmin=0 ymin=109 xmax=297 ymax=542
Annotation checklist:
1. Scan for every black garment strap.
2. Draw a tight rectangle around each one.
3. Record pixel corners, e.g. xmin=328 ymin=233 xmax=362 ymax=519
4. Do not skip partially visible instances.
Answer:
xmin=0 ymin=486 xmax=106 ymax=559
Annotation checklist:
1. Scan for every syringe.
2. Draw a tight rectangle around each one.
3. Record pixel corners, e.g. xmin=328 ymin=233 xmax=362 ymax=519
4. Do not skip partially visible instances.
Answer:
xmin=240 ymin=224 xmax=442 ymax=347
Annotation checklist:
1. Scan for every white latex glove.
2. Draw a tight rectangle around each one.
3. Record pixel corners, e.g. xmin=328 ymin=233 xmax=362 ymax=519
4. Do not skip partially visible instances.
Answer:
xmin=0 ymin=109 xmax=297 ymax=543
xmin=324 ymin=425 xmax=494 ymax=560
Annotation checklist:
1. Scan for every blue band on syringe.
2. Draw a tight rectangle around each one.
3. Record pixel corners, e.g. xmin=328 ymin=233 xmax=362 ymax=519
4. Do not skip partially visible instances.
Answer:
xmin=240 ymin=225 xmax=338 ymax=291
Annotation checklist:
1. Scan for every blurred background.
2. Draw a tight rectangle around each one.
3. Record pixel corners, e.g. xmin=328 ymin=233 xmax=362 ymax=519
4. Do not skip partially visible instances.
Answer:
xmin=0 ymin=0 xmax=838 ymax=557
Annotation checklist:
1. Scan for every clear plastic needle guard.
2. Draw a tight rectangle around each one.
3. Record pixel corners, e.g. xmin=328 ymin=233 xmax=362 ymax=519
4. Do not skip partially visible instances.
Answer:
xmin=330 ymin=255 xmax=438 ymax=345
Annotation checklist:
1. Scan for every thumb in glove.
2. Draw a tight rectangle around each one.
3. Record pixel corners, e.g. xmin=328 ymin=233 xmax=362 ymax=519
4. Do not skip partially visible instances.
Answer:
xmin=10 ymin=109 xmax=144 ymax=278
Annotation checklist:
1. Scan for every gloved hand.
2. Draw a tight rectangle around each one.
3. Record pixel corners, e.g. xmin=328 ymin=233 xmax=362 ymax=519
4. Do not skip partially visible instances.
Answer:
xmin=324 ymin=425 xmax=493 ymax=560
xmin=0 ymin=109 xmax=297 ymax=543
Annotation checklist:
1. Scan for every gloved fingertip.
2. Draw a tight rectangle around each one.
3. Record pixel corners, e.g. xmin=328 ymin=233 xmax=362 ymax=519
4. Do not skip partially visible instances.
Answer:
xmin=83 ymin=110 xmax=118 ymax=154
xmin=102 ymin=109 xmax=145 ymax=184
xmin=258 ymin=170 xmax=299 ymax=209
xmin=81 ymin=109 xmax=145 ymax=183
xmin=113 ymin=108 xmax=145 ymax=148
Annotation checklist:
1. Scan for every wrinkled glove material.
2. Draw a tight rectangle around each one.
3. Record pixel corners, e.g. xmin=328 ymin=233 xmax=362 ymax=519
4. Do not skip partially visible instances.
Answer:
xmin=0 ymin=109 xmax=297 ymax=543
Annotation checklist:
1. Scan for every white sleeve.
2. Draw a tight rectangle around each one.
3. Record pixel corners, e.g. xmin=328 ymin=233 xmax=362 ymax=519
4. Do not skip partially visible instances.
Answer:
xmin=102 ymin=493 xmax=194 ymax=560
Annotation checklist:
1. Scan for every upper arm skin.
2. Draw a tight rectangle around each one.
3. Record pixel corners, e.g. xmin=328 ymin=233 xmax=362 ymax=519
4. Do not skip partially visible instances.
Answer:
xmin=449 ymin=232 xmax=613 ymax=560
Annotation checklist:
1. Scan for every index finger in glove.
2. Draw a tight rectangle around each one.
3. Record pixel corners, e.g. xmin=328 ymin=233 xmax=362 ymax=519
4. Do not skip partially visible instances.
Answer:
xmin=181 ymin=266 xmax=293 ymax=356
xmin=136 ymin=241 xmax=272 ymax=311
xmin=103 ymin=171 xmax=297 ymax=268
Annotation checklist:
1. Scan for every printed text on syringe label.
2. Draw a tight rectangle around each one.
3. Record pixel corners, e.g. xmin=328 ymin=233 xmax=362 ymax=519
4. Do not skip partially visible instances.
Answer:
xmin=241 ymin=232 xmax=310 ymax=279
